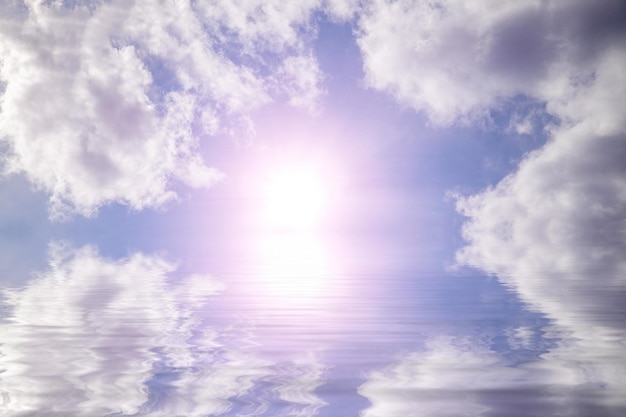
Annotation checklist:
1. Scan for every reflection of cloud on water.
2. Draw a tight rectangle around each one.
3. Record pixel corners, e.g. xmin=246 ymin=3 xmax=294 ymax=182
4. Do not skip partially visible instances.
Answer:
xmin=0 ymin=243 xmax=192 ymax=415
xmin=359 ymin=326 xmax=626 ymax=417
xmin=273 ymin=352 xmax=328 ymax=417
xmin=526 ymin=325 xmax=626 ymax=412
xmin=144 ymin=346 xmax=329 ymax=417
xmin=358 ymin=336 xmax=529 ymax=417
xmin=359 ymin=333 xmax=626 ymax=417
xmin=154 ymin=346 xmax=272 ymax=416
xmin=0 ymin=243 xmax=328 ymax=416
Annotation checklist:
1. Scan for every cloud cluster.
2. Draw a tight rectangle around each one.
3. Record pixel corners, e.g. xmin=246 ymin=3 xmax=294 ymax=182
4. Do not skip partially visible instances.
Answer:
xmin=0 ymin=243 xmax=328 ymax=416
xmin=0 ymin=0 xmax=335 ymax=219
xmin=456 ymin=127 xmax=626 ymax=328
xmin=354 ymin=0 xmax=626 ymax=323
xmin=357 ymin=0 xmax=626 ymax=125
xmin=355 ymin=0 xmax=626 ymax=414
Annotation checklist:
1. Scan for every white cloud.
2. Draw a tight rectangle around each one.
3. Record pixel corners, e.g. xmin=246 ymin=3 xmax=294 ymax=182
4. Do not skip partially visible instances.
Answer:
xmin=0 ymin=0 xmax=335 ymax=219
xmin=356 ymin=0 xmax=626 ymax=125
xmin=324 ymin=0 xmax=362 ymax=21
xmin=456 ymin=128 xmax=626 ymax=328
xmin=355 ymin=0 xmax=626 ymax=325
xmin=193 ymin=0 xmax=319 ymax=53
xmin=275 ymin=54 xmax=326 ymax=113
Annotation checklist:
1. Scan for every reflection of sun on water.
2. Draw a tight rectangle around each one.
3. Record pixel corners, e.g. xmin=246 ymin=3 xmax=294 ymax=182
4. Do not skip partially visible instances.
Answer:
xmin=256 ymin=233 xmax=331 ymax=305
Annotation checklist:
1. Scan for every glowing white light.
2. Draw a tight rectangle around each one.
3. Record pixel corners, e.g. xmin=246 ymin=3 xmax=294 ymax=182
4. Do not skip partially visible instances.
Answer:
xmin=261 ymin=166 xmax=328 ymax=231
xmin=256 ymin=233 xmax=330 ymax=303
xmin=240 ymin=155 xmax=349 ymax=311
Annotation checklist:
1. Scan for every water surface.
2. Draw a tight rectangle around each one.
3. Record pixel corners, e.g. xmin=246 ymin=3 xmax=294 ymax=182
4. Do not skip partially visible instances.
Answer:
xmin=1 ymin=237 xmax=624 ymax=417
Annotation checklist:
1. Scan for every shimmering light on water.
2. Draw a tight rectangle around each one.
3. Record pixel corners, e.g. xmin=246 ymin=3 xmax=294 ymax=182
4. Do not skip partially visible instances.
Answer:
xmin=251 ymin=232 xmax=335 ymax=305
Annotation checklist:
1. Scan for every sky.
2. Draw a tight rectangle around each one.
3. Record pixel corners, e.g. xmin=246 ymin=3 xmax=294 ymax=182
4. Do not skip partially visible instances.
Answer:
xmin=0 ymin=0 xmax=625 ymax=416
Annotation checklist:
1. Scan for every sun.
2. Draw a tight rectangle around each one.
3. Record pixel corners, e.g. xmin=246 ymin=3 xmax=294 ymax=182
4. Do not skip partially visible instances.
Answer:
xmin=261 ymin=164 xmax=329 ymax=231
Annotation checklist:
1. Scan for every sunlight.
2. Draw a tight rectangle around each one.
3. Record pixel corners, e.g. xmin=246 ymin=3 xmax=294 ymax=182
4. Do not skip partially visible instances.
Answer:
xmin=256 ymin=233 xmax=330 ymax=303
xmin=238 ymin=153 xmax=349 ymax=310
xmin=260 ymin=164 xmax=331 ymax=232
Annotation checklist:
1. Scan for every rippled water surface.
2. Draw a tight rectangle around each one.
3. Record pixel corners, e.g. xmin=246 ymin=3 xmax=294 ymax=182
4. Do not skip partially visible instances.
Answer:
xmin=1 ymin=236 xmax=624 ymax=417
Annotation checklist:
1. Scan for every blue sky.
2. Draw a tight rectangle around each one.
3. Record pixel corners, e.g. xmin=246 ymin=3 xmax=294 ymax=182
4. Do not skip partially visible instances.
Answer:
xmin=1 ymin=1 xmax=625 ymax=416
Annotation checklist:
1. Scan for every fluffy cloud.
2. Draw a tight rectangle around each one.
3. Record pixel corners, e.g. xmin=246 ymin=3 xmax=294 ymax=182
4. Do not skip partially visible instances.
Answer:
xmin=275 ymin=54 xmax=326 ymax=113
xmin=0 ymin=243 xmax=328 ymax=416
xmin=0 ymin=0 xmax=336 ymax=219
xmin=456 ymin=126 xmax=626 ymax=328
xmin=357 ymin=0 xmax=626 ymax=124
xmin=355 ymin=0 xmax=626 ymax=312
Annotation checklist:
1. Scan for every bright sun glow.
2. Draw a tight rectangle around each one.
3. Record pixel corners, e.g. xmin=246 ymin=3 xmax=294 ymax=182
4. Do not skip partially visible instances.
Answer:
xmin=242 ymin=156 xmax=347 ymax=308
xmin=261 ymin=165 xmax=329 ymax=231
